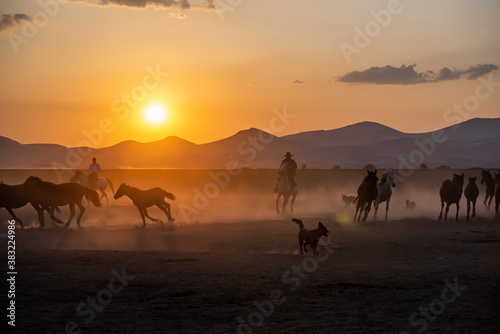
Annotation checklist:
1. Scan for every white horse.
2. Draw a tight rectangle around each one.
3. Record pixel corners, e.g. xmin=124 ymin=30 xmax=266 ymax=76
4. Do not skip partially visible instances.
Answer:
xmin=70 ymin=170 xmax=115 ymax=205
xmin=373 ymin=169 xmax=396 ymax=220
xmin=275 ymin=163 xmax=298 ymax=214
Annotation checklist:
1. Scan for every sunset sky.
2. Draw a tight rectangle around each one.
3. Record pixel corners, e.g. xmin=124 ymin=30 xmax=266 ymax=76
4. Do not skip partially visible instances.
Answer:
xmin=0 ymin=0 xmax=499 ymax=148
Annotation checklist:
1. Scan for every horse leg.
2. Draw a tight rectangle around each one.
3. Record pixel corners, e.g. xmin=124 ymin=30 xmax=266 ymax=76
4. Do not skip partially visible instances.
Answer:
xmin=466 ymin=200 xmax=471 ymax=221
xmin=282 ymin=195 xmax=289 ymax=215
xmin=362 ymin=201 xmax=372 ymax=222
xmin=484 ymin=194 xmax=489 ymax=209
xmin=136 ymin=206 xmax=147 ymax=228
xmin=455 ymin=202 xmax=460 ymax=221
xmin=101 ymin=188 xmax=109 ymax=206
xmin=276 ymin=194 xmax=281 ymax=214
xmin=143 ymin=208 xmax=159 ymax=222
xmin=6 ymin=208 xmax=24 ymax=229
xmin=472 ymin=199 xmax=476 ymax=218
xmin=156 ymin=204 xmax=173 ymax=224
xmin=444 ymin=203 xmax=450 ymax=220
xmin=488 ymin=194 xmax=493 ymax=209
xmin=373 ymin=200 xmax=378 ymax=220
xmin=290 ymin=191 xmax=298 ymax=213
xmin=385 ymin=199 xmax=390 ymax=221
xmin=64 ymin=203 xmax=76 ymax=228
xmin=438 ymin=200 xmax=444 ymax=220
xmin=76 ymin=201 xmax=86 ymax=228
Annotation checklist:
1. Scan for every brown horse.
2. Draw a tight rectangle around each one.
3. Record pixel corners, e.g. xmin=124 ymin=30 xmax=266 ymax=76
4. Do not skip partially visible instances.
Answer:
xmin=114 ymin=183 xmax=176 ymax=228
xmin=353 ymin=170 xmax=378 ymax=222
xmin=23 ymin=176 xmax=101 ymax=228
xmin=464 ymin=177 xmax=479 ymax=221
xmin=438 ymin=174 xmax=464 ymax=221
xmin=480 ymin=170 xmax=495 ymax=209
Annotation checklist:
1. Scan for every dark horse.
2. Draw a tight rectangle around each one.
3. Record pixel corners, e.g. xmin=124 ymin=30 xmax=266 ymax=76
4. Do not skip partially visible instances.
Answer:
xmin=114 ymin=183 xmax=176 ymax=228
xmin=464 ymin=177 xmax=479 ymax=221
xmin=480 ymin=170 xmax=495 ymax=210
xmin=0 ymin=181 xmax=61 ymax=229
xmin=24 ymin=176 xmax=101 ymax=228
xmin=438 ymin=173 xmax=464 ymax=221
xmin=354 ymin=170 xmax=378 ymax=222
xmin=495 ymin=172 xmax=500 ymax=220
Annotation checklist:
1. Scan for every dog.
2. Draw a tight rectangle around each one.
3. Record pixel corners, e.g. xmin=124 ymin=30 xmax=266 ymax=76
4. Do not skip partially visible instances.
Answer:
xmin=292 ymin=218 xmax=329 ymax=257
xmin=342 ymin=194 xmax=358 ymax=209
xmin=405 ymin=199 xmax=416 ymax=210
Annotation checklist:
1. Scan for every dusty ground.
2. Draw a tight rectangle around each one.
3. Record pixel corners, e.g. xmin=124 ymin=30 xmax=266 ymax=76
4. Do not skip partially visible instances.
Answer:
xmin=1 ymin=169 xmax=499 ymax=333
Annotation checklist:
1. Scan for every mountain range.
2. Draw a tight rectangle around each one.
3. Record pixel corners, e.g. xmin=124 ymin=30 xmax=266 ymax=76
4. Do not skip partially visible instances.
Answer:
xmin=1 ymin=118 xmax=499 ymax=169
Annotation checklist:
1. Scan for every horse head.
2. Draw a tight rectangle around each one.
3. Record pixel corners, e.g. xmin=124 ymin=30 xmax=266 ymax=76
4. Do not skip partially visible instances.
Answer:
xmin=365 ymin=170 xmax=378 ymax=184
xmin=481 ymin=170 xmax=491 ymax=184
xmin=468 ymin=177 xmax=476 ymax=185
xmin=114 ymin=183 xmax=127 ymax=200
xmin=385 ymin=169 xmax=396 ymax=188
xmin=453 ymin=173 xmax=464 ymax=188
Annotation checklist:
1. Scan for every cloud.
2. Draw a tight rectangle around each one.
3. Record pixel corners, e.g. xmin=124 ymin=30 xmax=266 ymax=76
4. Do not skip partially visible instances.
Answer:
xmin=168 ymin=11 xmax=186 ymax=19
xmin=336 ymin=64 xmax=498 ymax=85
xmin=0 ymin=13 xmax=32 ymax=33
xmin=70 ymin=0 xmax=215 ymax=11
xmin=293 ymin=79 xmax=304 ymax=84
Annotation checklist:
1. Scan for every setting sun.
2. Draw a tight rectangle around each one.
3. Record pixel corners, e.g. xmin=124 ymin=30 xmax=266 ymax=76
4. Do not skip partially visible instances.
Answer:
xmin=144 ymin=104 xmax=168 ymax=125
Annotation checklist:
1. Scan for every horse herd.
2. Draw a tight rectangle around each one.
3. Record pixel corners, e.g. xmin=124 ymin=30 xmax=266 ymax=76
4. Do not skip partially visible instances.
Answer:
xmin=1 ymin=169 xmax=499 ymax=229
xmin=348 ymin=169 xmax=500 ymax=222
xmin=0 ymin=171 xmax=176 ymax=229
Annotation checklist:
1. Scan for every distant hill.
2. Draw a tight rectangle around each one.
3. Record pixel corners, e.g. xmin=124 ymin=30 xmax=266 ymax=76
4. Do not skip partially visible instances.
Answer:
xmin=1 ymin=118 xmax=499 ymax=169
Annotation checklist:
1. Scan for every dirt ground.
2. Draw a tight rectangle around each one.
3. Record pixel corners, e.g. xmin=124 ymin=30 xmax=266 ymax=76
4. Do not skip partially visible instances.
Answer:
xmin=1 ymin=169 xmax=499 ymax=333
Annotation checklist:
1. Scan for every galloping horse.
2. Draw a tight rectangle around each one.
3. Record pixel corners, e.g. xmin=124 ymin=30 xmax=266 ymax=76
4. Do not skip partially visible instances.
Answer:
xmin=24 ymin=176 xmax=101 ymax=228
xmin=275 ymin=163 xmax=298 ymax=214
xmin=464 ymin=177 xmax=479 ymax=221
xmin=480 ymin=170 xmax=495 ymax=210
xmin=114 ymin=183 xmax=176 ymax=228
xmin=1 ymin=181 xmax=61 ymax=229
xmin=495 ymin=172 xmax=500 ymax=220
xmin=438 ymin=173 xmax=464 ymax=221
xmin=354 ymin=170 xmax=378 ymax=222
xmin=373 ymin=169 xmax=396 ymax=220
xmin=71 ymin=170 xmax=115 ymax=205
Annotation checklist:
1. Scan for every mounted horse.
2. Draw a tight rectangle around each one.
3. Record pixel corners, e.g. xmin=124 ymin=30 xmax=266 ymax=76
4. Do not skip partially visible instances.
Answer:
xmin=114 ymin=183 xmax=176 ymax=228
xmin=275 ymin=162 xmax=298 ymax=214
xmin=71 ymin=170 xmax=115 ymax=205
xmin=354 ymin=170 xmax=378 ymax=222
xmin=24 ymin=176 xmax=101 ymax=228
xmin=373 ymin=169 xmax=396 ymax=220
xmin=438 ymin=173 xmax=464 ymax=221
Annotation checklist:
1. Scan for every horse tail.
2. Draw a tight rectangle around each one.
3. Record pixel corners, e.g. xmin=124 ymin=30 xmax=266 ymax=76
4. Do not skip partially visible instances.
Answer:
xmin=83 ymin=187 xmax=101 ymax=207
xmin=292 ymin=218 xmax=304 ymax=229
xmin=163 ymin=190 xmax=176 ymax=201
xmin=107 ymin=178 xmax=115 ymax=195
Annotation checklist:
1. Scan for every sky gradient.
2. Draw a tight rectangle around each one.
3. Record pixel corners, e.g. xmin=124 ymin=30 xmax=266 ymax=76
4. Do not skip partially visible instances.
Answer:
xmin=1 ymin=0 xmax=499 ymax=148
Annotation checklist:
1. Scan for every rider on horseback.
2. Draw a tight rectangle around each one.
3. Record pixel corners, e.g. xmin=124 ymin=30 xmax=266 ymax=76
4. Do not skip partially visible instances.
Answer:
xmin=88 ymin=157 xmax=102 ymax=190
xmin=274 ymin=152 xmax=297 ymax=192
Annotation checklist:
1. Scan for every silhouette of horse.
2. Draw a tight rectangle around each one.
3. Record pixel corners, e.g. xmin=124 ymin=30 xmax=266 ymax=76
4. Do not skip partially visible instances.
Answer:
xmin=373 ymin=169 xmax=396 ymax=220
xmin=464 ymin=177 xmax=479 ymax=221
xmin=480 ymin=170 xmax=495 ymax=210
xmin=23 ymin=176 xmax=101 ymax=228
xmin=275 ymin=162 xmax=298 ymax=214
xmin=354 ymin=170 xmax=378 ymax=222
xmin=405 ymin=199 xmax=416 ymax=210
xmin=495 ymin=172 xmax=500 ymax=220
xmin=342 ymin=194 xmax=358 ymax=209
xmin=114 ymin=183 xmax=176 ymax=228
xmin=438 ymin=173 xmax=464 ymax=221
xmin=70 ymin=170 xmax=115 ymax=205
